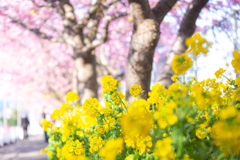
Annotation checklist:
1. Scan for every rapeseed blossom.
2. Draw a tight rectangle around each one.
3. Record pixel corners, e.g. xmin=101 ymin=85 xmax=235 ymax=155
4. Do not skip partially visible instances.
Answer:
xmin=99 ymin=138 xmax=124 ymax=160
xmin=89 ymin=134 xmax=105 ymax=153
xmin=101 ymin=75 xmax=120 ymax=93
xmin=40 ymin=118 xmax=52 ymax=131
xmin=214 ymin=68 xmax=226 ymax=79
xmin=41 ymin=37 xmax=240 ymax=159
xmin=66 ymin=91 xmax=79 ymax=103
xmin=185 ymin=33 xmax=212 ymax=56
xmin=171 ymin=75 xmax=179 ymax=81
xmin=172 ymin=54 xmax=193 ymax=75
xmin=231 ymin=50 xmax=240 ymax=73
xmin=121 ymin=99 xmax=153 ymax=138
xmin=41 ymin=68 xmax=240 ymax=159
xmin=130 ymin=84 xmax=143 ymax=97
xmin=111 ymin=91 xmax=125 ymax=105
xmin=212 ymin=106 xmax=240 ymax=156
xmin=154 ymin=138 xmax=175 ymax=159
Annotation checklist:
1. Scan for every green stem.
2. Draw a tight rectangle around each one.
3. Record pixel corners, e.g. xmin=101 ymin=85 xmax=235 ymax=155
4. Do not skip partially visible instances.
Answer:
xmin=183 ymin=73 xmax=186 ymax=84
xmin=223 ymin=75 xmax=232 ymax=82
xmin=116 ymin=92 xmax=127 ymax=110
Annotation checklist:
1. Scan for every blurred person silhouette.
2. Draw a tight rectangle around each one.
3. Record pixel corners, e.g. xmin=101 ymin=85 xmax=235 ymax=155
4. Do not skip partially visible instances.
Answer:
xmin=41 ymin=107 xmax=48 ymax=142
xmin=21 ymin=113 xmax=29 ymax=139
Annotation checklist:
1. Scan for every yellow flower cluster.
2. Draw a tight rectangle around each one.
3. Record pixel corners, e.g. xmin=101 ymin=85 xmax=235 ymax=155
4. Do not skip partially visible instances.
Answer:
xmin=212 ymin=106 xmax=240 ymax=156
xmin=172 ymin=53 xmax=193 ymax=75
xmin=40 ymin=118 xmax=52 ymax=131
xmin=60 ymin=139 xmax=86 ymax=159
xmin=101 ymin=75 xmax=120 ymax=93
xmin=214 ymin=68 xmax=226 ymax=79
xmin=185 ymin=33 xmax=212 ymax=56
xmin=231 ymin=50 xmax=240 ymax=73
xmin=99 ymin=138 xmax=124 ymax=160
xmin=89 ymin=134 xmax=105 ymax=153
xmin=195 ymin=128 xmax=207 ymax=140
xmin=111 ymin=91 xmax=125 ymax=105
xmin=130 ymin=84 xmax=143 ymax=97
xmin=82 ymin=98 xmax=101 ymax=118
xmin=96 ymin=125 xmax=107 ymax=134
xmin=148 ymin=83 xmax=167 ymax=108
xmin=154 ymin=102 xmax=178 ymax=129
xmin=120 ymin=99 xmax=154 ymax=152
xmin=65 ymin=91 xmax=79 ymax=103
xmin=171 ymin=75 xmax=179 ymax=82
xmin=41 ymin=71 xmax=240 ymax=159
xmin=154 ymin=138 xmax=175 ymax=160
xmin=121 ymin=99 xmax=153 ymax=137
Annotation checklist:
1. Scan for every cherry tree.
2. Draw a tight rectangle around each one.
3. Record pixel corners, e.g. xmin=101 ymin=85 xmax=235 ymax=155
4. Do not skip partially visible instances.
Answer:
xmin=125 ymin=0 xmax=240 ymax=101
xmin=0 ymin=0 xmax=128 ymax=104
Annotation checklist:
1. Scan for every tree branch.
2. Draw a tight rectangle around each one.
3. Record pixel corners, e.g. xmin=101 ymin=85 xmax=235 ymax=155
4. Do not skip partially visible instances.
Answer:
xmin=157 ymin=0 xmax=209 ymax=87
xmin=77 ymin=0 xmax=103 ymax=27
xmin=91 ymin=12 xmax=128 ymax=49
xmin=96 ymin=49 xmax=124 ymax=79
xmin=7 ymin=15 xmax=64 ymax=43
xmin=31 ymin=0 xmax=45 ymax=7
xmin=152 ymin=0 xmax=178 ymax=23
xmin=31 ymin=0 xmax=57 ymax=8
xmin=202 ymin=9 xmax=240 ymax=34
xmin=128 ymin=0 xmax=153 ymax=24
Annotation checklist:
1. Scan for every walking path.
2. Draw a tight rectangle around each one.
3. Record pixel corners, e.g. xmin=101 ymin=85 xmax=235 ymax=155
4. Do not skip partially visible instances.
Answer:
xmin=0 ymin=134 xmax=48 ymax=160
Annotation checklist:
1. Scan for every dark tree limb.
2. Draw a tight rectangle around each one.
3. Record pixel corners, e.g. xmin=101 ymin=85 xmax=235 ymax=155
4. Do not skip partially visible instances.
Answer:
xmin=7 ymin=15 xmax=64 ymax=43
xmin=157 ymin=0 xmax=209 ymax=88
xmin=126 ymin=0 xmax=177 ymax=102
xmin=91 ymin=12 xmax=128 ymax=49
xmin=152 ymin=0 xmax=178 ymax=23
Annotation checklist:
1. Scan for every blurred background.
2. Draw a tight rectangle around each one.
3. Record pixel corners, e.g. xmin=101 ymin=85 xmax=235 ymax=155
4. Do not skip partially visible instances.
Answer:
xmin=0 ymin=0 xmax=239 ymax=158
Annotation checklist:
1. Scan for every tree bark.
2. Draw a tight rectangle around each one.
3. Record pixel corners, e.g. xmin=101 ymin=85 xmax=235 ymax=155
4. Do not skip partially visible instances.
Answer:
xmin=157 ymin=0 xmax=209 ymax=88
xmin=126 ymin=0 xmax=177 ymax=102
xmin=55 ymin=0 xmax=127 ymax=103
xmin=73 ymin=50 xmax=98 ymax=104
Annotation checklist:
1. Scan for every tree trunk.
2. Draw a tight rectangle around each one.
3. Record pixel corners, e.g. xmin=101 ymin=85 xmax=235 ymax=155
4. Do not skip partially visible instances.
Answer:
xmin=73 ymin=50 xmax=98 ymax=104
xmin=157 ymin=0 xmax=209 ymax=88
xmin=126 ymin=18 xmax=160 ymax=102
xmin=126 ymin=0 xmax=177 ymax=102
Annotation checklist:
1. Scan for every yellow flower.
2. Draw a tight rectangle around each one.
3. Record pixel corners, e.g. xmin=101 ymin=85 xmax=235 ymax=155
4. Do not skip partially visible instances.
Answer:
xmin=111 ymin=91 xmax=125 ymax=105
xmin=40 ymin=149 xmax=44 ymax=154
xmin=214 ymin=68 xmax=226 ymax=79
xmin=195 ymin=129 xmax=207 ymax=140
xmin=51 ymin=109 xmax=61 ymax=120
xmin=231 ymin=50 xmax=240 ymax=73
xmin=206 ymin=127 xmax=212 ymax=133
xmin=130 ymin=84 xmax=144 ymax=98
xmin=89 ymin=134 xmax=104 ymax=153
xmin=128 ymin=17 xmax=133 ymax=22
xmin=185 ymin=33 xmax=212 ymax=56
xmin=125 ymin=154 xmax=134 ymax=160
xmin=66 ymin=91 xmax=79 ymax=103
xmin=154 ymin=138 xmax=175 ymax=160
xmin=171 ymin=75 xmax=179 ymax=82
xmin=96 ymin=125 xmax=106 ymax=134
xmin=184 ymin=154 xmax=194 ymax=160
xmin=235 ymin=76 xmax=240 ymax=87
xmin=101 ymin=75 xmax=120 ymax=93
xmin=167 ymin=114 xmax=178 ymax=125
xmin=40 ymin=118 xmax=52 ymax=132
xmin=47 ymin=151 xmax=53 ymax=157
xmin=172 ymin=54 xmax=193 ymax=75
xmin=99 ymin=138 xmax=124 ymax=160
xmin=163 ymin=133 xmax=167 ymax=137
xmin=219 ymin=106 xmax=237 ymax=120
xmin=121 ymin=99 xmax=153 ymax=139
xmin=212 ymin=108 xmax=240 ymax=156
